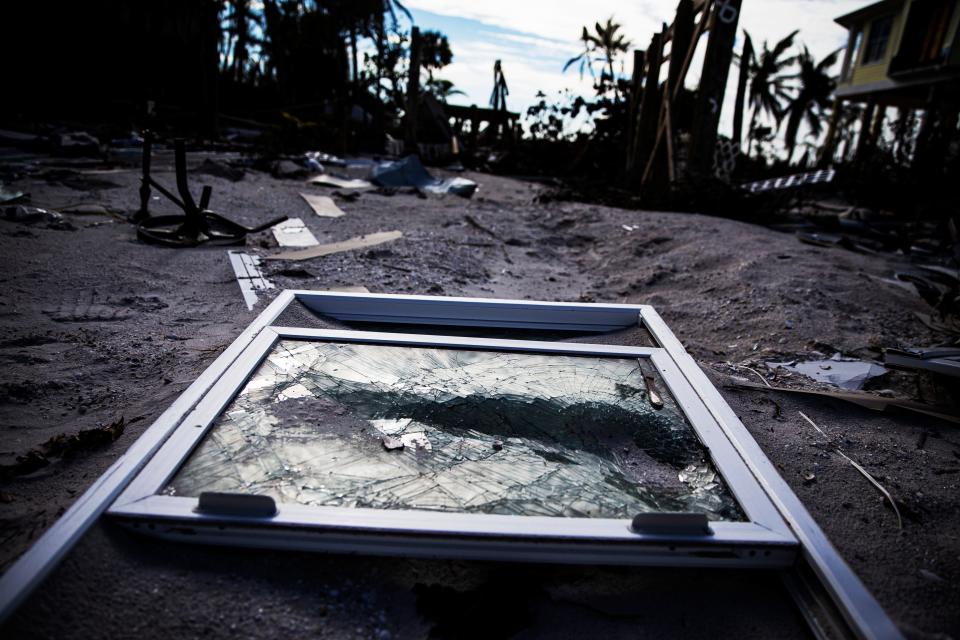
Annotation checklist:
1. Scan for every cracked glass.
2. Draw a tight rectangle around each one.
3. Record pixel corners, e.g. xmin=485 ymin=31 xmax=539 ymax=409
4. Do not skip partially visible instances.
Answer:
xmin=167 ymin=340 xmax=744 ymax=521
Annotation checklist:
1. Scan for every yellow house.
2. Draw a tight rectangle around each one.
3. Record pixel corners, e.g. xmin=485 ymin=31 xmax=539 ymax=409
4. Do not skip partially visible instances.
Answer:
xmin=835 ymin=0 xmax=960 ymax=104
xmin=820 ymin=0 xmax=960 ymax=163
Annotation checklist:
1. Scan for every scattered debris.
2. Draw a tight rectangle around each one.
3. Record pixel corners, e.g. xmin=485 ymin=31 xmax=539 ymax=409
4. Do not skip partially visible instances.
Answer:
xmin=54 ymin=131 xmax=101 ymax=157
xmin=0 ymin=417 xmax=125 ymax=478
xmin=300 ymin=193 xmax=345 ymax=218
xmin=371 ymin=155 xmax=477 ymax=198
xmin=0 ymin=187 xmax=26 ymax=204
xmin=328 ymin=286 xmax=371 ymax=293
xmin=305 ymin=151 xmax=346 ymax=171
xmin=3 ymin=205 xmax=74 ymax=230
xmin=464 ymin=214 xmax=502 ymax=241
xmin=803 ymin=472 xmax=816 ymax=485
xmin=767 ymin=353 xmax=887 ymax=390
xmin=272 ymin=159 xmax=309 ymax=179
xmin=381 ymin=435 xmax=405 ymax=451
xmin=622 ymin=224 xmax=639 ymax=232
xmin=276 ymin=267 xmax=316 ymax=279
xmin=742 ymin=169 xmax=835 ymax=194
xmin=195 ymin=158 xmax=245 ymax=182
xmin=227 ymin=251 xmax=274 ymax=310
xmin=59 ymin=203 xmax=114 ymax=217
xmin=918 ymin=569 xmax=946 ymax=584
xmin=638 ymin=359 xmax=664 ymax=409
xmin=310 ymin=174 xmax=374 ymax=190
xmin=798 ymin=411 xmax=902 ymax=529
xmin=885 ymin=347 xmax=960 ymax=378
xmin=271 ymin=218 xmax=319 ymax=248
xmin=727 ymin=378 xmax=960 ymax=424
xmin=266 ymin=230 xmax=403 ymax=261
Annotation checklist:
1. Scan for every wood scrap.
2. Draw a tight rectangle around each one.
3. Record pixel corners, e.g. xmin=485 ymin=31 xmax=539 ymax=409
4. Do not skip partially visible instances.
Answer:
xmin=726 ymin=379 xmax=960 ymax=424
xmin=266 ymin=230 xmax=403 ymax=261
xmin=300 ymin=193 xmax=345 ymax=218
xmin=309 ymin=175 xmax=374 ymax=190
xmin=798 ymin=411 xmax=903 ymax=529
xmin=271 ymin=218 xmax=319 ymax=247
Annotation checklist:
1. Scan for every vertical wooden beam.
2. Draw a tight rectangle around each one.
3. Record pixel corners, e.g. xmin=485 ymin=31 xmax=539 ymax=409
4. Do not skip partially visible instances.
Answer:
xmin=817 ymin=97 xmax=843 ymax=167
xmin=404 ymin=26 xmax=422 ymax=155
xmin=627 ymin=32 xmax=663 ymax=185
xmin=688 ymin=0 xmax=742 ymax=178
xmin=854 ymin=97 xmax=877 ymax=162
xmin=868 ymin=104 xmax=885 ymax=147
xmin=667 ymin=0 xmax=694 ymax=96
xmin=625 ymin=49 xmax=646 ymax=173
xmin=732 ymin=34 xmax=752 ymax=147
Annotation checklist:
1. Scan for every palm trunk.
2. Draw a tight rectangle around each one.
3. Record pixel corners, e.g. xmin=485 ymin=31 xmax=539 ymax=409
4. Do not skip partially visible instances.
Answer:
xmin=608 ymin=58 xmax=619 ymax=103
xmin=350 ymin=27 xmax=359 ymax=84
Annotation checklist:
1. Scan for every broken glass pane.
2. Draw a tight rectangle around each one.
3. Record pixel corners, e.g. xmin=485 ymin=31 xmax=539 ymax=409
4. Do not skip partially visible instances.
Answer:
xmin=167 ymin=341 xmax=744 ymax=521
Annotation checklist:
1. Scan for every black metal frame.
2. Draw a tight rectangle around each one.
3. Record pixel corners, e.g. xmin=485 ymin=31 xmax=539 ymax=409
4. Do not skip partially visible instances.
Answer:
xmin=134 ymin=131 xmax=286 ymax=247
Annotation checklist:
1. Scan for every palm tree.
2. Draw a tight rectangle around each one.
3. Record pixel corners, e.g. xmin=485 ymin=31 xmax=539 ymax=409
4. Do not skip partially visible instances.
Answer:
xmin=563 ymin=18 xmax=631 ymax=102
xmin=744 ymin=29 xmax=800 ymax=155
xmin=425 ymin=78 xmax=465 ymax=103
xmin=783 ymin=46 xmax=841 ymax=161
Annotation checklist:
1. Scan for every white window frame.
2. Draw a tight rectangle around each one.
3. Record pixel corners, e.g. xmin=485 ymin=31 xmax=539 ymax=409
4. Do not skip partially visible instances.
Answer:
xmin=106 ymin=291 xmax=798 ymax=568
xmin=0 ymin=291 xmax=903 ymax=639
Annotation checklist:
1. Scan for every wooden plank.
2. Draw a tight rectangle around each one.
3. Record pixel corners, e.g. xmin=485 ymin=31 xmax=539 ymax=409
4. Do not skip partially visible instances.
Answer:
xmin=627 ymin=32 xmax=663 ymax=184
xmin=266 ymin=230 xmax=403 ymax=262
xmin=687 ymin=0 xmax=742 ymax=178
xmin=300 ymin=193 xmax=346 ymax=218
xmin=404 ymin=27 xmax=422 ymax=154
xmin=272 ymin=218 xmax=319 ymax=248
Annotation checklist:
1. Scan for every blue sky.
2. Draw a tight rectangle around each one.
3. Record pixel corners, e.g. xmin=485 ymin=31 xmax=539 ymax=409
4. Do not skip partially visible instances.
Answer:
xmin=403 ymin=0 xmax=864 ymax=140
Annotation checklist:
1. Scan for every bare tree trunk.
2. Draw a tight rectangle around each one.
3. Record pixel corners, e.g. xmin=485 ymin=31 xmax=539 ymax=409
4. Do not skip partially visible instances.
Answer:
xmin=350 ymin=27 xmax=359 ymax=84
xmin=732 ymin=37 xmax=752 ymax=147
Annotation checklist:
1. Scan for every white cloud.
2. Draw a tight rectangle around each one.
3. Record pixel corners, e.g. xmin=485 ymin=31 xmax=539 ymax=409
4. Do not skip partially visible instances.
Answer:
xmin=411 ymin=0 xmax=866 ymax=150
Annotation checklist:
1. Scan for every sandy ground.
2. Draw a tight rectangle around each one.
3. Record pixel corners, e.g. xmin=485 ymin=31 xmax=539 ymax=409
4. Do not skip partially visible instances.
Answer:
xmin=0 ymin=149 xmax=958 ymax=638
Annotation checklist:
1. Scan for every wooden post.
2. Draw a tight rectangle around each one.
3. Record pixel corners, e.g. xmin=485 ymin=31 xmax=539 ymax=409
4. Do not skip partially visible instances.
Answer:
xmin=732 ymin=34 xmax=752 ymax=148
xmin=404 ymin=26 xmax=422 ymax=155
xmin=624 ymin=49 xmax=646 ymax=173
xmin=667 ymin=0 xmax=694 ymax=97
xmin=627 ymin=32 xmax=663 ymax=185
xmin=688 ymin=0 xmax=742 ymax=179
xmin=854 ymin=97 xmax=877 ymax=162
xmin=868 ymin=104 xmax=885 ymax=147
xmin=818 ymin=97 xmax=842 ymax=167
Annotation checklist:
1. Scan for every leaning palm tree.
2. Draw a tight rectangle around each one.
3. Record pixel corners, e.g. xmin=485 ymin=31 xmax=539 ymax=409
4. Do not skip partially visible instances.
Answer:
xmin=783 ymin=46 xmax=842 ymax=161
xmin=563 ymin=17 xmax=631 ymax=102
xmin=744 ymin=29 xmax=800 ymax=155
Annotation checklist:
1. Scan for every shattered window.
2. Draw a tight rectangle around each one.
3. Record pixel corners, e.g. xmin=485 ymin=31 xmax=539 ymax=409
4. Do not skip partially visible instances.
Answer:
xmin=168 ymin=341 xmax=744 ymax=521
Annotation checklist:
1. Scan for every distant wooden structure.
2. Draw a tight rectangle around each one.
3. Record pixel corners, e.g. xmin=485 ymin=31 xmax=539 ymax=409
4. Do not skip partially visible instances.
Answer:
xmin=624 ymin=0 xmax=742 ymax=197
xmin=402 ymin=56 xmax=519 ymax=159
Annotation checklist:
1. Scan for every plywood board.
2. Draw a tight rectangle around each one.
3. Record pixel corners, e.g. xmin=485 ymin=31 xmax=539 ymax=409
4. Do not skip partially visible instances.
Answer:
xmin=300 ymin=193 xmax=345 ymax=218
xmin=271 ymin=218 xmax=319 ymax=248
xmin=266 ymin=230 xmax=402 ymax=261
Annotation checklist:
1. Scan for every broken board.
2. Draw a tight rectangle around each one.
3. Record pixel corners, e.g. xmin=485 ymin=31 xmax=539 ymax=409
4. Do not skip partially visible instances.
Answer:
xmin=309 ymin=175 xmax=374 ymax=190
xmin=300 ymin=193 xmax=345 ymax=218
xmin=227 ymin=251 xmax=273 ymax=310
xmin=272 ymin=218 xmax=319 ymax=248
xmin=266 ymin=230 xmax=402 ymax=261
